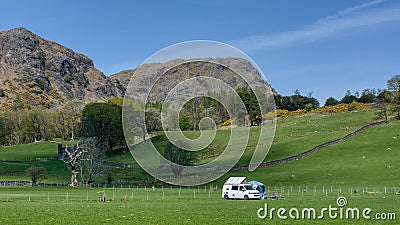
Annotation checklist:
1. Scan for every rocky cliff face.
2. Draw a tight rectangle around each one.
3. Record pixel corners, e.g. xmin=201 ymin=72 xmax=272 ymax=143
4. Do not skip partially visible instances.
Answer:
xmin=0 ymin=28 xmax=124 ymax=110
xmin=110 ymin=57 xmax=274 ymax=102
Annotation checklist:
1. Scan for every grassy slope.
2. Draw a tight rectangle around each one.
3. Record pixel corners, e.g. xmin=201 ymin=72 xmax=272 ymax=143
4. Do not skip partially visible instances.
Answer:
xmin=0 ymin=109 xmax=395 ymax=186
xmin=0 ymin=142 xmax=71 ymax=182
xmin=221 ymin=120 xmax=400 ymax=187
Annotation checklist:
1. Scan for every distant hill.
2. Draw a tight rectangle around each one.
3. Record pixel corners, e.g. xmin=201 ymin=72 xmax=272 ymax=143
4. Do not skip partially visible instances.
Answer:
xmin=0 ymin=28 xmax=124 ymax=110
xmin=110 ymin=57 xmax=275 ymax=102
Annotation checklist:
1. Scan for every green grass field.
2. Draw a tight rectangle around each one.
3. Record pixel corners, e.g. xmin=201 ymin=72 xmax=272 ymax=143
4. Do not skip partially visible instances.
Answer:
xmin=1 ymin=109 xmax=399 ymax=224
xmin=0 ymin=186 xmax=398 ymax=224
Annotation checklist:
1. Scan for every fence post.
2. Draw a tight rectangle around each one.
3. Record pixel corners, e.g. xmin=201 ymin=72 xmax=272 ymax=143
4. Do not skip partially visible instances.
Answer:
xmin=28 ymin=192 xmax=31 ymax=202
xmin=146 ymin=191 xmax=149 ymax=201
xmin=48 ymin=192 xmax=50 ymax=202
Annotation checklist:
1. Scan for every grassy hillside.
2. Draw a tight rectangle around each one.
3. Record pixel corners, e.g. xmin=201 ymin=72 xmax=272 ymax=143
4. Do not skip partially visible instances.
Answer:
xmin=220 ymin=120 xmax=400 ymax=187
xmin=0 ymin=109 xmax=397 ymax=187
xmin=192 ymin=109 xmax=378 ymax=165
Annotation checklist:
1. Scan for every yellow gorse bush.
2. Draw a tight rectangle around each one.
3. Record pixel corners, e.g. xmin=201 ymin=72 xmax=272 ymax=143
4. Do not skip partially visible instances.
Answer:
xmin=222 ymin=102 xmax=371 ymax=123
xmin=263 ymin=102 xmax=371 ymax=119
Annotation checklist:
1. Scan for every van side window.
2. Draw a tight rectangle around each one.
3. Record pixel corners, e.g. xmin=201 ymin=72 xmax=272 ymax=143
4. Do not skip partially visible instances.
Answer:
xmin=232 ymin=186 xmax=238 ymax=190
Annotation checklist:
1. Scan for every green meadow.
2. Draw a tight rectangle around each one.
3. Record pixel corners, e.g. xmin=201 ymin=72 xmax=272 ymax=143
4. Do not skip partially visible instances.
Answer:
xmin=0 ymin=109 xmax=399 ymax=224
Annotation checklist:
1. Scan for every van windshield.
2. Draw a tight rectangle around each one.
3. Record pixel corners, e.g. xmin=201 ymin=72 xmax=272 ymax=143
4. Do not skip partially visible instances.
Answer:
xmin=244 ymin=185 xmax=255 ymax=190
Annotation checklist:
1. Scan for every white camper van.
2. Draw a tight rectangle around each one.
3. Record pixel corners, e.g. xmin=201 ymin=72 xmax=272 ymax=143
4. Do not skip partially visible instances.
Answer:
xmin=222 ymin=177 xmax=261 ymax=200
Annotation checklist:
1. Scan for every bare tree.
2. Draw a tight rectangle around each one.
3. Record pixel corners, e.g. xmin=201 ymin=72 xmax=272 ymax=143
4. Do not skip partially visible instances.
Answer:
xmin=78 ymin=137 xmax=105 ymax=184
xmin=61 ymin=144 xmax=87 ymax=187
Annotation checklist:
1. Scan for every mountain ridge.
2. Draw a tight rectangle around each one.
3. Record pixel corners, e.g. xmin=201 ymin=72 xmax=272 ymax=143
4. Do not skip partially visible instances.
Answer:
xmin=0 ymin=27 xmax=273 ymax=110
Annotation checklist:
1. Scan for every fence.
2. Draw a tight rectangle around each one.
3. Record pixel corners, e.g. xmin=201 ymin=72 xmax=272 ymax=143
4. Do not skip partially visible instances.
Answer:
xmin=0 ymin=185 xmax=398 ymax=203
xmin=0 ymin=185 xmax=218 ymax=202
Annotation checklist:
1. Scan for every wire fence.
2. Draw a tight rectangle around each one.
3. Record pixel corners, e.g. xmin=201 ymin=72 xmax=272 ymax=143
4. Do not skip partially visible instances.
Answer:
xmin=0 ymin=185 xmax=398 ymax=203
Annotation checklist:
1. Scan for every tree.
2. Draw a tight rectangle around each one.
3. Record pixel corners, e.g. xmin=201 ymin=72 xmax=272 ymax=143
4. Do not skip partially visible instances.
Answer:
xmin=375 ymin=90 xmax=392 ymax=121
xmin=163 ymin=141 xmax=196 ymax=178
xmin=387 ymin=75 xmax=400 ymax=119
xmin=26 ymin=167 xmax=48 ymax=185
xmin=275 ymin=95 xmax=293 ymax=110
xmin=22 ymin=108 xmax=53 ymax=142
xmin=53 ymin=100 xmax=83 ymax=141
xmin=61 ymin=144 xmax=87 ymax=187
xmin=325 ymin=97 xmax=340 ymax=106
xmin=77 ymin=138 xmax=105 ymax=184
xmin=275 ymin=91 xmax=319 ymax=111
xmin=78 ymin=102 xmax=125 ymax=154
xmin=145 ymin=108 xmax=162 ymax=133
xmin=179 ymin=116 xmax=191 ymax=130
xmin=340 ymin=90 xmax=358 ymax=104
xmin=0 ymin=115 xmax=11 ymax=145
xmin=358 ymin=89 xmax=376 ymax=104
xmin=237 ymin=87 xmax=261 ymax=126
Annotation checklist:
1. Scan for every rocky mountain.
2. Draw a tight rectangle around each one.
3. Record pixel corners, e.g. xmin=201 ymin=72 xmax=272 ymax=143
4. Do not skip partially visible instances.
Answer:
xmin=0 ymin=27 xmax=274 ymax=111
xmin=0 ymin=27 xmax=124 ymax=111
xmin=110 ymin=57 xmax=273 ymax=102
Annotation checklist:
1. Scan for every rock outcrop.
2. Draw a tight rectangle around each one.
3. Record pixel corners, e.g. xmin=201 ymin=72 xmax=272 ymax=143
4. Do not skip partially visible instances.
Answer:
xmin=0 ymin=27 xmax=124 ymax=110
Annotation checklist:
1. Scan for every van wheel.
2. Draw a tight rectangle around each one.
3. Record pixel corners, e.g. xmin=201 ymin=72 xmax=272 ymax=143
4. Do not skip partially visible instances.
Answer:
xmin=224 ymin=194 xmax=228 ymax=199
xmin=244 ymin=195 xmax=249 ymax=200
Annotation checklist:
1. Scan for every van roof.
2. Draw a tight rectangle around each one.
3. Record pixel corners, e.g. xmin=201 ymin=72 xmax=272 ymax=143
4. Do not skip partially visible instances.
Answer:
xmin=224 ymin=177 xmax=246 ymax=185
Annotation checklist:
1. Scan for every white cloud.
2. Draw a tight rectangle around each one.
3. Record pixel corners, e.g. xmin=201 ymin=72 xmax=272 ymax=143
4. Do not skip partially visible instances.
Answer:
xmin=231 ymin=0 xmax=400 ymax=51
xmin=318 ymin=0 xmax=388 ymax=22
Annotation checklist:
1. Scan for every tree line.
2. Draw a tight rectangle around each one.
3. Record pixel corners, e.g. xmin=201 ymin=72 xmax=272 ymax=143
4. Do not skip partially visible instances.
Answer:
xmin=1 ymin=75 xmax=399 ymax=147
xmin=273 ymin=75 xmax=400 ymax=121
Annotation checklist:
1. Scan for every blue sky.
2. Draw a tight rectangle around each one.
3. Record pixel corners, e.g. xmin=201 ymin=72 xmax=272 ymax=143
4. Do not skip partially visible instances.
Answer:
xmin=1 ymin=0 xmax=399 ymax=104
